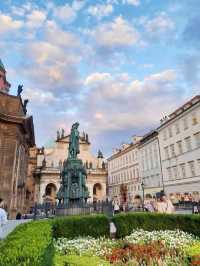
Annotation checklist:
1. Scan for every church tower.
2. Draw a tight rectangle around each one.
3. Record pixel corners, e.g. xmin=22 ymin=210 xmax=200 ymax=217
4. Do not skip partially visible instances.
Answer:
xmin=0 ymin=58 xmax=11 ymax=94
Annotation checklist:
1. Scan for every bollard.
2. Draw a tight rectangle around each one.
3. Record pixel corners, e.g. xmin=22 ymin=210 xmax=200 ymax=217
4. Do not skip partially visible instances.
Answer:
xmin=110 ymin=222 xmax=117 ymax=239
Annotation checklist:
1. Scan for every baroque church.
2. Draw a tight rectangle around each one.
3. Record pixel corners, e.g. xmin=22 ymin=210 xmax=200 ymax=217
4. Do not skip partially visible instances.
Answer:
xmin=0 ymin=59 xmax=35 ymax=218
xmin=34 ymin=130 xmax=108 ymax=203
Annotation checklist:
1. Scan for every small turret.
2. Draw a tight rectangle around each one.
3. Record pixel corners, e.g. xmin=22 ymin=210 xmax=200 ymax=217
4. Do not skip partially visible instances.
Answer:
xmin=97 ymin=150 xmax=104 ymax=169
xmin=97 ymin=150 xmax=104 ymax=159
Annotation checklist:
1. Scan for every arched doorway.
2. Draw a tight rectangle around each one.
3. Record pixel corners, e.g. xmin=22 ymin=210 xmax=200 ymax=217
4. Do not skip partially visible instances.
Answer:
xmin=93 ymin=183 xmax=102 ymax=202
xmin=44 ymin=183 xmax=57 ymax=203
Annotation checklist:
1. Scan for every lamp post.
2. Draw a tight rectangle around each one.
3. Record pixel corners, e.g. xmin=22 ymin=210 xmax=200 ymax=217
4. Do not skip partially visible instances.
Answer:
xmin=141 ymin=181 xmax=145 ymax=211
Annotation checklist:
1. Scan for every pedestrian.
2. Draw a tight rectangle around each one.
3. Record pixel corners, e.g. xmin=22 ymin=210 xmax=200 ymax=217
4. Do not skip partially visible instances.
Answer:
xmin=112 ymin=197 xmax=120 ymax=215
xmin=0 ymin=199 xmax=8 ymax=238
xmin=144 ymin=195 xmax=155 ymax=212
xmin=157 ymin=193 xmax=175 ymax=214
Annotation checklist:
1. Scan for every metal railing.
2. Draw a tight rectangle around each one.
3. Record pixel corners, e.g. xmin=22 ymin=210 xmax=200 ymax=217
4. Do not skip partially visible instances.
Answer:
xmin=33 ymin=201 xmax=113 ymax=219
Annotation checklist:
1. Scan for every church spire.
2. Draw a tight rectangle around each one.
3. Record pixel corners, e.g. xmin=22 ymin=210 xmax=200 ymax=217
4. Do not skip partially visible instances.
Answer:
xmin=0 ymin=58 xmax=11 ymax=94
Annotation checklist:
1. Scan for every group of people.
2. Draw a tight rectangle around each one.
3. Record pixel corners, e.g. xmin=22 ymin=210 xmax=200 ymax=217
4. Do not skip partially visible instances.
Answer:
xmin=144 ymin=193 xmax=174 ymax=214
xmin=112 ymin=192 xmax=175 ymax=215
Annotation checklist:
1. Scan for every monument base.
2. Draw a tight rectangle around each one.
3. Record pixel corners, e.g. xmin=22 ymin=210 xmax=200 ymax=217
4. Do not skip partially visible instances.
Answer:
xmin=56 ymin=206 xmax=94 ymax=216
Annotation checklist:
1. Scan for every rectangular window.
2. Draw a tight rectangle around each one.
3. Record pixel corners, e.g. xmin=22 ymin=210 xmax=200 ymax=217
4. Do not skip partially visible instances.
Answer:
xmin=167 ymin=167 xmax=172 ymax=180
xmin=175 ymin=123 xmax=180 ymax=134
xmin=192 ymin=112 xmax=198 ymax=125
xmin=163 ymin=130 xmax=167 ymax=141
xmin=168 ymin=127 xmax=173 ymax=138
xmin=172 ymin=166 xmax=178 ymax=180
xmin=177 ymin=140 xmax=183 ymax=155
xmin=180 ymin=163 xmax=186 ymax=178
xmin=198 ymin=159 xmax=200 ymax=172
xmin=183 ymin=117 xmax=188 ymax=130
xmin=170 ymin=144 xmax=176 ymax=157
xmin=194 ymin=132 xmax=200 ymax=148
xmin=185 ymin=136 xmax=192 ymax=151
xmin=188 ymin=161 xmax=196 ymax=176
xmin=164 ymin=146 xmax=169 ymax=159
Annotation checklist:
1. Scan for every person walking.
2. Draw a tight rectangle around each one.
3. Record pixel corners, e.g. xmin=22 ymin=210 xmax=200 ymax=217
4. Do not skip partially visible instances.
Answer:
xmin=157 ymin=193 xmax=174 ymax=214
xmin=112 ymin=197 xmax=120 ymax=215
xmin=0 ymin=198 xmax=8 ymax=239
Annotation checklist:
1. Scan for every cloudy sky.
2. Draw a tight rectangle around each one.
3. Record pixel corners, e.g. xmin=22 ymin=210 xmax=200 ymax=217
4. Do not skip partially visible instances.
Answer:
xmin=1 ymin=0 xmax=199 ymax=156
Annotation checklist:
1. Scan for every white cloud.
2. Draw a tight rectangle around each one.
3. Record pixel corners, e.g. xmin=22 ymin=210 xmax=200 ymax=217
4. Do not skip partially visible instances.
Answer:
xmin=0 ymin=13 xmax=23 ymax=35
xmin=72 ymin=0 xmax=86 ymax=11
xmin=44 ymin=20 xmax=80 ymax=48
xmin=85 ymin=72 xmax=112 ymax=85
xmin=88 ymin=4 xmax=113 ymax=19
xmin=122 ymin=0 xmax=140 ymax=6
xmin=26 ymin=10 xmax=46 ymax=28
xmin=93 ymin=16 xmax=140 ymax=48
xmin=23 ymin=88 xmax=56 ymax=105
xmin=11 ymin=6 xmax=26 ymax=16
xmin=53 ymin=4 xmax=76 ymax=24
xmin=144 ymin=12 xmax=175 ymax=35
xmin=82 ymin=69 xmax=178 ymax=134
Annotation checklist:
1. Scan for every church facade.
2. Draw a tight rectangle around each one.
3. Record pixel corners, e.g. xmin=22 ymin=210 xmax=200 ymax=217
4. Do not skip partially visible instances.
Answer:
xmin=34 ymin=131 xmax=107 ymax=203
xmin=0 ymin=59 xmax=35 ymax=218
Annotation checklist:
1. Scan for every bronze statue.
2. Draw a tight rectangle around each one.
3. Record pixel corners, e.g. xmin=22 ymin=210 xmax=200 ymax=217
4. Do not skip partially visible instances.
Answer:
xmin=57 ymin=122 xmax=89 ymax=204
xmin=69 ymin=122 xmax=80 ymax=159
xmin=17 ymin=84 xmax=23 ymax=96
xmin=23 ymin=99 xmax=29 ymax=114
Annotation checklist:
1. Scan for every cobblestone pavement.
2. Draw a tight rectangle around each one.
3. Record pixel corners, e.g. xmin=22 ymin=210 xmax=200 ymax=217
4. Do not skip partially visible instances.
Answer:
xmin=0 ymin=219 xmax=31 ymax=239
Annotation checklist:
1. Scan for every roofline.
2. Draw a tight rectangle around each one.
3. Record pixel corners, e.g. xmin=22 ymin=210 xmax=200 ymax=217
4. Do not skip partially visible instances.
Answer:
xmin=157 ymin=95 xmax=200 ymax=130
xmin=107 ymin=142 xmax=139 ymax=161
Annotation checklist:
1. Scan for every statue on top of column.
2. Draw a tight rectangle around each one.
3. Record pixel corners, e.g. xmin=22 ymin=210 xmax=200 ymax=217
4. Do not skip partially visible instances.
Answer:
xmin=69 ymin=122 xmax=80 ymax=159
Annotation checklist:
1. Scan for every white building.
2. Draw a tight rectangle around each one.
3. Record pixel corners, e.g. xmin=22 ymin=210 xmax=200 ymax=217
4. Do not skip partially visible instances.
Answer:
xmin=107 ymin=136 xmax=142 ymax=203
xmin=34 ymin=131 xmax=107 ymax=203
xmin=157 ymin=95 xmax=200 ymax=201
xmin=139 ymin=130 xmax=163 ymax=196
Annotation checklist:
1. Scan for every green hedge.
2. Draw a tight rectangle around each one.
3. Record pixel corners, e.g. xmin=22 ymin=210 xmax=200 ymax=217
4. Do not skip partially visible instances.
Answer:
xmin=53 ymin=214 xmax=110 ymax=239
xmin=54 ymin=254 xmax=110 ymax=266
xmin=0 ymin=220 xmax=53 ymax=266
xmin=112 ymin=212 xmax=200 ymax=238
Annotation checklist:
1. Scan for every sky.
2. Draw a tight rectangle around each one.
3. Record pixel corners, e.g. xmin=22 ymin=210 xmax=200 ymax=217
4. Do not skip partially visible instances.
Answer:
xmin=1 ymin=0 xmax=199 ymax=156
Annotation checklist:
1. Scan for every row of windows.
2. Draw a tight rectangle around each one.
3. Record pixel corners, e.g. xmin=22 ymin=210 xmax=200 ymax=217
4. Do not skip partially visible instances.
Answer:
xmin=110 ymin=184 xmax=141 ymax=196
xmin=141 ymin=143 xmax=159 ymax=171
xmin=109 ymin=149 xmax=138 ymax=171
xmin=109 ymin=167 xmax=139 ymax=185
xmin=164 ymin=132 xmax=200 ymax=159
xmin=163 ymin=112 xmax=199 ymax=141
xmin=166 ymin=159 xmax=200 ymax=181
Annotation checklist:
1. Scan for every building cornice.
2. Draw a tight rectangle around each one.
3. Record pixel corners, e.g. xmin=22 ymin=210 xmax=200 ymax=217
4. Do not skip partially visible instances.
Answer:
xmin=157 ymin=95 xmax=200 ymax=130
xmin=107 ymin=142 xmax=139 ymax=161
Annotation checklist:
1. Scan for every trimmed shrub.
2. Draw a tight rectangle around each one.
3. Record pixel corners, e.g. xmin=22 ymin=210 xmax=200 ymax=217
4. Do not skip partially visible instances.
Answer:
xmin=112 ymin=212 xmax=200 ymax=238
xmin=0 ymin=220 xmax=53 ymax=266
xmin=53 ymin=214 xmax=110 ymax=239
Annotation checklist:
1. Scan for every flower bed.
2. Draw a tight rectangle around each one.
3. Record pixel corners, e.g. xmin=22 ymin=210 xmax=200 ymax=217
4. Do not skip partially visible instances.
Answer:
xmin=54 ymin=229 xmax=200 ymax=265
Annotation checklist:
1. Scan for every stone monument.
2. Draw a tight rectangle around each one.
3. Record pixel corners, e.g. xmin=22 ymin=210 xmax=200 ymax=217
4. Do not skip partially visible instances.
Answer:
xmin=57 ymin=122 xmax=89 ymax=205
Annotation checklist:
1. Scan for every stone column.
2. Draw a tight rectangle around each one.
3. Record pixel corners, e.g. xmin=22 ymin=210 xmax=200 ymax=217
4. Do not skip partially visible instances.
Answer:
xmin=39 ymin=182 xmax=46 ymax=204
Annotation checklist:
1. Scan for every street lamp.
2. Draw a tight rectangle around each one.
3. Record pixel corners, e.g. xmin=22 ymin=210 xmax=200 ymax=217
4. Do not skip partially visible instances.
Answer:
xmin=141 ymin=181 xmax=145 ymax=211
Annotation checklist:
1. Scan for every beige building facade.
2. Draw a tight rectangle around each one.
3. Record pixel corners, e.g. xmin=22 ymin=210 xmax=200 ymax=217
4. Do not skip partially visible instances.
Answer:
xmin=158 ymin=95 xmax=200 ymax=201
xmin=138 ymin=130 xmax=163 ymax=196
xmin=107 ymin=136 xmax=142 ymax=203
xmin=34 ymin=131 xmax=107 ymax=203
